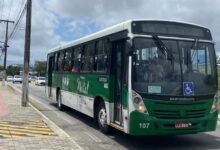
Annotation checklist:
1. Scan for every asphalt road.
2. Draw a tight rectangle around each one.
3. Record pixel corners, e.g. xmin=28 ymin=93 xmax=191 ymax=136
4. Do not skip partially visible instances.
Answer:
xmin=11 ymin=82 xmax=220 ymax=150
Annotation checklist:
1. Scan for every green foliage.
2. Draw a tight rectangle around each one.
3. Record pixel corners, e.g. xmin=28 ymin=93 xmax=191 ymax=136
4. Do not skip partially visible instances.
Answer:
xmin=218 ymin=66 xmax=220 ymax=90
xmin=218 ymin=66 xmax=220 ymax=111
xmin=0 ymin=65 xmax=4 ymax=72
xmin=33 ymin=61 xmax=46 ymax=75
xmin=6 ymin=65 xmax=21 ymax=76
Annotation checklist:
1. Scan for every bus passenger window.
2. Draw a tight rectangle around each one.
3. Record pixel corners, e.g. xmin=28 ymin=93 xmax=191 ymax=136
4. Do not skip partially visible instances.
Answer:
xmin=82 ymin=43 xmax=94 ymax=72
xmin=58 ymin=51 xmax=65 ymax=72
xmin=64 ymin=50 xmax=72 ymax=72
xmin=95 ymin=39 xmax=109 ymax=73
xmin=71 ymin=47 xmax=81 ymax=73
xmin=54 ymin=52 xmax=59 ymax=72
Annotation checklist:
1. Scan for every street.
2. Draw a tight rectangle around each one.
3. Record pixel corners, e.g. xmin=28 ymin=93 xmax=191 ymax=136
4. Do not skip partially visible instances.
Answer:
xmin=10 ymin=82 xmax=220 ymax=150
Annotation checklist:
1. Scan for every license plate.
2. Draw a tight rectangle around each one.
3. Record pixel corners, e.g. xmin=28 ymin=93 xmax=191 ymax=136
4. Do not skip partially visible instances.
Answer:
xmin=175 ymin=122 xmax=191 ymax=128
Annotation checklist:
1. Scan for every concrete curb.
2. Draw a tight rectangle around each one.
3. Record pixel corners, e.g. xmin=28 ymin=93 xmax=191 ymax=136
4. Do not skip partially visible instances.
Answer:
xmin=8 ymin=83 xmax=84 ymax=150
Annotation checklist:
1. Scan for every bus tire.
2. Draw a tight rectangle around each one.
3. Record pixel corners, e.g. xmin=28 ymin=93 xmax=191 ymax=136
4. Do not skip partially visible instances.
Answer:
xmin=97 ymin=102 xmax=110 ymax=134
xmin=57 ymin=90 xmax=64 ymax=111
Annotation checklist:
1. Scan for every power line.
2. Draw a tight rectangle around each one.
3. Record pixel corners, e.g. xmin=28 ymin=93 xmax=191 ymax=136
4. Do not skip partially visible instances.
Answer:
xmin=8 ymin=0 xmax=27 ymax=42
xmin=7 ymin=0 xmax=24 ymax=36
xmin=11 ymin=0 xmax=23 ymax=23
xmin=15 ymin=0 xmax=26 ymax=23
xmin=10 ymin=0 xmax=27 ymax=39
xmin=0 ymin=19 xmax=14 ymax=86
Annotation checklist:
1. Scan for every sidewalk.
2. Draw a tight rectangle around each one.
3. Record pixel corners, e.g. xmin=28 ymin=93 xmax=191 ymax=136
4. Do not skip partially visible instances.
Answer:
xmin=0 ymin=83 xmax=83 ymax=150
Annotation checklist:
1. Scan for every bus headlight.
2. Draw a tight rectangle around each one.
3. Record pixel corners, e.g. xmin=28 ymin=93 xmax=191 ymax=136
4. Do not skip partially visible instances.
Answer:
xmin=210 ymin=92 xmax=219 ymax=113
xmin=132 ymin=90 xmax=148 ymax=114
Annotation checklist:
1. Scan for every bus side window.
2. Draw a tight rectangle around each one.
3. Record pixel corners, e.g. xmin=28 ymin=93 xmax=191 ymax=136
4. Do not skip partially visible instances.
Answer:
xmin=58 ymin=51 xmax=65 ymax=72
xmin=95 ymin=39 xmax=109 ymax=73
xmin=71 ymin=47 xmax=81 ymax=73
xmin=50 ymin=55 xmax=55 ymax=72
xmin=64 ymin=49 xmax=72 ymax=72
xmin=82 ymin=43 xmax=94 ymax=72
xmin=70 ymin=48 xmax=75 ymax=72
xmin=54 ymin=52 xmax=59 ymax=72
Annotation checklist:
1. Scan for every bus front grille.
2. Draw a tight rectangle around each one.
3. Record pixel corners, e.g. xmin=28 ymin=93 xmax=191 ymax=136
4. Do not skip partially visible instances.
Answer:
xmin=153 ymin=109 xmax=208 ymax=119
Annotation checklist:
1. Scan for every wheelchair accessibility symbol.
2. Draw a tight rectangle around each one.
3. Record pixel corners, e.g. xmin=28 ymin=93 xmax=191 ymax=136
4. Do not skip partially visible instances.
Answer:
xmin=183 ymin=82 xmax=194 ymax=96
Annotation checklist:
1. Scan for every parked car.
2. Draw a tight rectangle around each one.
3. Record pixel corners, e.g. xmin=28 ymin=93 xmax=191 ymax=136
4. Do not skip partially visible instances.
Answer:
xmin=7 ymin=76 xmax=14 ymax=82
xmin=13 ymin=75 xmax=23 ymax=83
xmin=31 ymin=76 xmax=38 ymax=82
xmin=35 ymin=77 xmax=46 ymax=86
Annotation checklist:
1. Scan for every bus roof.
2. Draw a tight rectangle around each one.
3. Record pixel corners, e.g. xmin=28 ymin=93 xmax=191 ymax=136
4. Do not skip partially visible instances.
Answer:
xmin=47 ymin=19 xmax=209 ymax=54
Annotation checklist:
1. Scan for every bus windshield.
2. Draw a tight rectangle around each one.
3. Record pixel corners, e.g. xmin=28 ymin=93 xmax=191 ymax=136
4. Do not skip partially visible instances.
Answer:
xmin=132 ymin=37 xmax=217 ymax=96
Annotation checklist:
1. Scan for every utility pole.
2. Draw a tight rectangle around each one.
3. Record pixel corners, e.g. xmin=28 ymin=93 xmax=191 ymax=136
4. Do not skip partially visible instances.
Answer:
xmin=0 ymin=19 xmax=14 ymax=86
xmin=22 ymin=0 xmax=32 ymax=107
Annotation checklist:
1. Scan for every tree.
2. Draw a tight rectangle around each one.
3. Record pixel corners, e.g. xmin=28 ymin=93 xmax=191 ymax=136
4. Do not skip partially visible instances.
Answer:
xmin=6 ymin=65 xmax=21 ymax=76
xmin=33 ymin=61 xmax=46 ymax=76
xmin=0 ymin=65 xmax=3 ymax=72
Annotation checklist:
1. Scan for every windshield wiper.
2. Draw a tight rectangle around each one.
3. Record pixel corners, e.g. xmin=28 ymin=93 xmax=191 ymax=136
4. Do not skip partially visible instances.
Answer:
xmin=190 ymin=39 xmax=199 ymax=61
xmin=152 ymin=35 xmax=173 ymax=60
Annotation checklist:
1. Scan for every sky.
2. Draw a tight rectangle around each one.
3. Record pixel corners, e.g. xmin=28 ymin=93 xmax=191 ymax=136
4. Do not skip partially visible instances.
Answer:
xmin=0 ymin=0 xmax=220 ymax=66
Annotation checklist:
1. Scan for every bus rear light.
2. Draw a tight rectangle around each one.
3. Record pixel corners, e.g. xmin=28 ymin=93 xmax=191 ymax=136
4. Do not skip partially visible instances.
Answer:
xmin=210 ymin=92 xmax=219 ymax=113
xmin=132 ymin=90 xmax=148 ymax=115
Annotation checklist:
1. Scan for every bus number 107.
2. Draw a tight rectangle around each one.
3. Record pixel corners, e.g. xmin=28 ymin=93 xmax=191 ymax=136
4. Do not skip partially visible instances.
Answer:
xmin=139 ymin=123 xmax=150 ymax=129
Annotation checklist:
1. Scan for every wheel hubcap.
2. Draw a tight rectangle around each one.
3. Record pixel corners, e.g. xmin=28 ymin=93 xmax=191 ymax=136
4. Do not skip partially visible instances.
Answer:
xmin=99 ymin=108 xmax=107 ymax=127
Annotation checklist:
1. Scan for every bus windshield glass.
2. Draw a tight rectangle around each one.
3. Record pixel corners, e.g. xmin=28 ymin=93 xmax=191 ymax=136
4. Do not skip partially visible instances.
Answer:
xmin=132 ymin=37 xmax=217 ymax=96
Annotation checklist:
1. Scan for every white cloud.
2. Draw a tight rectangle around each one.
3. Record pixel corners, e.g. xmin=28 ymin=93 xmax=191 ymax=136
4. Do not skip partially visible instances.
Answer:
xmin=45 ymin=0 xmax=220 ymax=50
xmin=1 ymin=0 xmax=61 ymax=65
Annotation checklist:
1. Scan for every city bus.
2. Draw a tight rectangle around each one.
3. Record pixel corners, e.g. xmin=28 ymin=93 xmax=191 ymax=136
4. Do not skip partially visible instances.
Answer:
xmin=46 ymin=20 xmax=219 ymax=135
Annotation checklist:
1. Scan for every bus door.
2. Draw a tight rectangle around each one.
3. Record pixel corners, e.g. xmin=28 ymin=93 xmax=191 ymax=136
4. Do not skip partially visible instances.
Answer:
xmin=112 ymin=40 xmax=125 ymax=126
xmin=48 ymin=56 xmax=54 ymax=97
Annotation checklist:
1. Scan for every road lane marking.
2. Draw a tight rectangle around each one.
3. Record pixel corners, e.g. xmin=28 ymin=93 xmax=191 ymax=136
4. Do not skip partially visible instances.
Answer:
xmin=0 ymin=127 xmax=55 ymax=135
xmin=0 ymin=120 xmax=57 ymax=139
xmin=0 ymin=133 xmax=13 ymax=138
xmin=8 ymin=83 xmax=85 ymax=150
xmin=0 ymin=126 xmax=50 ymax=131
xmin=0 ymin=124 xmax=51 ymax=131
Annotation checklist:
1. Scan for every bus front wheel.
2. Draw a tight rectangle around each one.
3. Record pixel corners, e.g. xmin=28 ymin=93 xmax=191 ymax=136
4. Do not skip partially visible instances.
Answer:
xmin=97 ymin=102 xmax=110 ymax=133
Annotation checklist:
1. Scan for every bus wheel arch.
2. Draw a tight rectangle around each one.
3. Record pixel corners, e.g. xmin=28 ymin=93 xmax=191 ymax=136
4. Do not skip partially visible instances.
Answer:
xmin=94 ymin=96 xmax=103 ymax=121
xmin=94 ymin=96 xmax=110 ymax=133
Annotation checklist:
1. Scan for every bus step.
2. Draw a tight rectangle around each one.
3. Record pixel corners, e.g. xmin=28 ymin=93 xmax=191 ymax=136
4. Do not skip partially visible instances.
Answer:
xmin=110 ymin=123 xmax=124 ymax=132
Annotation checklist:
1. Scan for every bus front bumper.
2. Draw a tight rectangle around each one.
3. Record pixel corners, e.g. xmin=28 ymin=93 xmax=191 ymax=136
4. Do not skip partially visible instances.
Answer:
xmin=129 ymin=110 xmax=218 ymax=136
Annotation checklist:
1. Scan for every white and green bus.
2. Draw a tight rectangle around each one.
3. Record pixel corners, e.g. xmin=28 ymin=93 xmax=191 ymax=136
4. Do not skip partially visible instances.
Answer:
xmin=46 ymin=20 xmax=219 ymax=135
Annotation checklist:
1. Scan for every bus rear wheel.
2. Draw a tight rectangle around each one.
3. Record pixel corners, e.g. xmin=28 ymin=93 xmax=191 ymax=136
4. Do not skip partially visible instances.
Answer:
xmin=57 ymin=90 xmax=64 ymax=111
xmin=97 ymin=102 xmax=110 ymax=133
